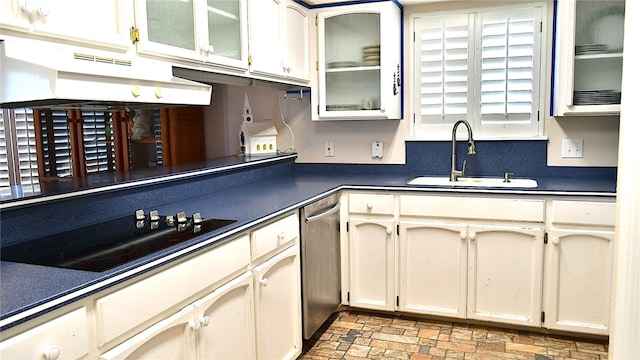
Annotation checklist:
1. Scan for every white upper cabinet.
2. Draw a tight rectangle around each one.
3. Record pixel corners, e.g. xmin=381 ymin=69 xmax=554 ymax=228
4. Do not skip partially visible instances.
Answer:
xmin=0 ymin=0 xmax=134 ymax=50
xmin=554 ymin=0 xmax=625 ymax=116
xmin=248 ymin=0 xmax=309 ymax=82
xmin=313 ymin=1 xmax=402 ymax=120
xmin=133 ymin=0 xmax=248 ymax=69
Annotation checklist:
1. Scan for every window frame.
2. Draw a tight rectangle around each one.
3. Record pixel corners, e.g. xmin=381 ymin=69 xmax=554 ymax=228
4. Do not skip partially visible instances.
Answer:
xmin=409 ymin=2 xmax=548 ymax=141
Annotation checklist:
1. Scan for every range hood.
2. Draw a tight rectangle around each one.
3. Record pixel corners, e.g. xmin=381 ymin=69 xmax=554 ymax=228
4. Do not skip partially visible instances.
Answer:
xmin=0 ymin=39 xmax=212 ymax=110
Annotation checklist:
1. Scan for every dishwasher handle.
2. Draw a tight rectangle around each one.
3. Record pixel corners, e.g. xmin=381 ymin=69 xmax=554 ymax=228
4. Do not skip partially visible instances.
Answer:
xmin=305 ymin=202 xmax=341 ymax=223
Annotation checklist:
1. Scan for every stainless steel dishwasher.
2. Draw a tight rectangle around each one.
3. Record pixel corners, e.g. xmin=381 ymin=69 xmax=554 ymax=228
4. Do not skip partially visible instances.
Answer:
xmin=300 ymin=193 xmax=341 ymax=340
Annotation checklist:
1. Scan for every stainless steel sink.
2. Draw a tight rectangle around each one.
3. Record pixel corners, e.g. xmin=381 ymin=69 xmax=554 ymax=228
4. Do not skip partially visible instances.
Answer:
xmin=407 ymin=176 xmax=538 ymax=188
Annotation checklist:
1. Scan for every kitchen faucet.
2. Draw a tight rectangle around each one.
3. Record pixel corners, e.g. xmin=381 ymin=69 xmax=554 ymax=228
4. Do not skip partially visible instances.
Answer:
xmin=450 ymin=119 xmax=476 ymax=181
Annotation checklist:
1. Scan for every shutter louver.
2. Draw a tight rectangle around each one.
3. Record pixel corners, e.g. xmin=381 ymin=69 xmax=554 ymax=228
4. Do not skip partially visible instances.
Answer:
xmin=82 ymin=111 xmax=116 ymax=174
xmin=417 ymin=15 xmax=470 ymax=124
xmin=480 ymin=9 xmax=537 ymax=124
xmin=0 ymin=109 xmax=40 ymax=198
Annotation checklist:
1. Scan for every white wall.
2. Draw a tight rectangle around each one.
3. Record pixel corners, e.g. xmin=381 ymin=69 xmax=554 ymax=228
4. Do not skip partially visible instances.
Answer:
xmin=203 ymin=0 xmax=619 ymax=167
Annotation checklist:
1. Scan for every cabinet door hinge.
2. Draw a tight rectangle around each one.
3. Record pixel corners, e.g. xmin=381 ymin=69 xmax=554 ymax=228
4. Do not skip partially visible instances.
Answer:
xmin=541 ymin=311 xmax=546 ymax=323
xmin=347 ymin=292 xmax=350 ymax=302
xmin=316 ymin=60 xmax=319 ymax=71
xmin=396 ymin=224 xmax=400 ymax=236
xmin=537 ymin=110 xmax=540 ymax=122
xmin=544 ymin=232 xmax=548 ymax=244
xmin=540 ymin=21 xmax=543 ymax=33
xmin=248 ymin=55 xmax=252 ymax=66
xmin=317 ymin=105 xmax=320 ymax=115
xmin=346 ymin=221 xmax=349 ymax=232
xmin=315 ymin=15 xmax=318 ymax=26
xmin=130 ymin=27 xmax=140 ymax=44
xmin=396 ymin=296 xmax=399 ymax=307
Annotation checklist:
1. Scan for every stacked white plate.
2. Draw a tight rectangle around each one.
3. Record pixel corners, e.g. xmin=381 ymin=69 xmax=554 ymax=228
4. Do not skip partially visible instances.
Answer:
xmin=362 ymin=45 xmax=380 ymax=66
xmin=574 ymin=90 xmax=621 ymax=105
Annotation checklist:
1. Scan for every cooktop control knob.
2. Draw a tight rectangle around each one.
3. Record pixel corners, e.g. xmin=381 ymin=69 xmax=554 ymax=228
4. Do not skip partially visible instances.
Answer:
xmin=176 ymin=211 xmax=188 ymax=232
xmin=135 ymin=209 xmax=145 ymax=229
xmin=149 ymin=210 xmax=160 ymax=230
xmin=192 ymin=212 xmax=202 ymax=233
xmin=165 ymin=215 xmax=175 ymax=227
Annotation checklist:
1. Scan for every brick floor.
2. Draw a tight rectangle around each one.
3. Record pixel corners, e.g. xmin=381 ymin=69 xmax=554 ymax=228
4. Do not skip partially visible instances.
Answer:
xmin=299 ymin=310 xmax=609 ymax=360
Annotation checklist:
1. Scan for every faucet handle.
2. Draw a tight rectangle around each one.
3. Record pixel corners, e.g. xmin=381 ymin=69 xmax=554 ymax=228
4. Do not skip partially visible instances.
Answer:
xmin=503 ymin=172 xmax=514 ymax=183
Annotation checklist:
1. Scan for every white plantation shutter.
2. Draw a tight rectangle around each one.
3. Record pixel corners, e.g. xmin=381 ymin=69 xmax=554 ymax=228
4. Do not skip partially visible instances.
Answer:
xmin=40 ymin=110 xmax=73 ymax=178
xmin=82 ymin=111 xmax=116 ymax=174
xmin=0 ymin=109 xmax=41 ymax=198
xmin=478 ymin=8 xmax=540 ymax=130
xmin=415 ymin=14 xmax=472 ymax=125
xmin=412 ymin=4 xmax=545 ymax=138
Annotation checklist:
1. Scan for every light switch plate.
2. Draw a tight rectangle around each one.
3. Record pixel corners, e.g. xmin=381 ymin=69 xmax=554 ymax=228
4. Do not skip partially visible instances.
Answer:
xmin=372 ymin=141 xmax=383 ymax=158
xmin=562 ymin=139 xmax=583 ymax=158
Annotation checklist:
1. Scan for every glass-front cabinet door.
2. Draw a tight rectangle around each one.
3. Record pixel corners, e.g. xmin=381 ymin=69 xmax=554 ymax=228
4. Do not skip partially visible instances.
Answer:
xmin=134 ymin=0 xmax=248 ymax=69
xmin=554 ymin=0 xmax=625 ymax=116
xmin=314 ymin=2 xmax=402 ymax=120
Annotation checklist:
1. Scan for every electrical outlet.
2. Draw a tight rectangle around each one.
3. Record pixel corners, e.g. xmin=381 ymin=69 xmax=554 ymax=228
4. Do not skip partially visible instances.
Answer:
xmin=562 ymin=139 xmax=583 ymax=158
xmin=372 ymin=141 xmax=383 ymax=158
xmin=324 ymin=142 xmax=334 ymax=157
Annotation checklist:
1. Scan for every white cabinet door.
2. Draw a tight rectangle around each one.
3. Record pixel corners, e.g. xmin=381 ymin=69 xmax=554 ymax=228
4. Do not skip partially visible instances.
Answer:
xmin=467 ymin=225 xmax=545 ymax=327
xmin=0 ymin=307 xmax=89 ymax=360
xmin=348 ymin=218 xmax=395 ymax=311
xmin=195 ymin=271 xmax=256 ymax=360
xmin=314 ymin=1 xmax=402 ymax=120
xmin=248 ymin=0 xmax=309 ymax=81
xmin=134 ymin=0 xmax=248 ymax=68
xmin=544 ymin=229 xmax=614 ymax=335
xmin=248 ymin=0 xmax=284 ymax=76
xmin=283 ymin=0 xmax=309 ymax=81
xmin=253 ymin=245 xmax=302 ymax=360
xmin=553 ymin=0 xmax=625 ymax=115
xmin=100 ymin=306 xmax=195 ymax=360
xmin=0 ymin=0 xmax=133 ymax=49
xmin=398 ymin=221 xmax=467 ymax=318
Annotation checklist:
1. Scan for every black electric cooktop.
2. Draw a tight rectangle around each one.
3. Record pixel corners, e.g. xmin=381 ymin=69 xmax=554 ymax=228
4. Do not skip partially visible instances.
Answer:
xmin=1 ymin=214 xmax=236 ymax=272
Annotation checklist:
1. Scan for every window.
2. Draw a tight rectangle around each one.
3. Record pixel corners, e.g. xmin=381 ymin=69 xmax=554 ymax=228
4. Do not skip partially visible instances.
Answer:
xmin=412 ymin=4 xmax=546 ymax=139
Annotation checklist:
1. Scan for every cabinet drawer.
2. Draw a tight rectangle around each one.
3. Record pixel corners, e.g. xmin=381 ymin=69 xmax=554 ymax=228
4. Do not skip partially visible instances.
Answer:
xmin=251 ymin=213 xmax=299 ymax=261
xmin=400 ymin=195 xmax=544 ymax=222
xmin=0 ymin=307 xmax=89 ymax=360
xmin=552 ymin=201 xmax=616 ymax=226
xmin=95 ymin=235 xmax=250 ymax=346
xmin=348 ymin=193 xmax=394 ymax=215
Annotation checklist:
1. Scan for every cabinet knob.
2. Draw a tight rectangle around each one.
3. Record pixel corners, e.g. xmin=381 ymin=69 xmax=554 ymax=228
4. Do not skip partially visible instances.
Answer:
xmin=19 ymin=1 xmax=34 ymax=14
xmin=190 ymin=320 xmax=202 ymax=331
xmin=366 ymin=203 xmax=373 ymax=209
xmin=551 ymin=237 xmax=560 ymax=245
xmin=277 ymin=231 xmax=285 ymax=240
xmin=201 ymin=315 xmax=210 ymax=327
xmin=38 ymin=5 xmax=49 ymax=17
xmin=468 ymin=231 xmax=477 ymax=241
xmin=459 ymin=231 xmax=466 ymax=240
xmin=259 ymin=277 xmax=268 ymax=287
xmin=43 ymin=345 xmax=61 ymax=360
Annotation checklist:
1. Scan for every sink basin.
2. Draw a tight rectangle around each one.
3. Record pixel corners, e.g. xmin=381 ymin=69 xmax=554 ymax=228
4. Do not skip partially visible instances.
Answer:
xmin=408 ymin=176 xmax=538 ymax=188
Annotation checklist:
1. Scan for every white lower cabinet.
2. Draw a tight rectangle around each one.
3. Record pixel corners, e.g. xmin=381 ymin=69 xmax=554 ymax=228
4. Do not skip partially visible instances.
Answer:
xmin=398 ymin=221 xmax=467 ymax=318
xmin=253 ymin=244 xmax=302 ymax=360
xmin=543 ymin=200 xmax=616 ymax=335
xmin=467 ymin=225 xmax=544 ymax=327
xmin=100 ymin=271 xmax=255 ymax=360
xmin=348 ymin=218 xmax=396 ymax=311
xmin=0 ymin=307 xmax=89 ymax=360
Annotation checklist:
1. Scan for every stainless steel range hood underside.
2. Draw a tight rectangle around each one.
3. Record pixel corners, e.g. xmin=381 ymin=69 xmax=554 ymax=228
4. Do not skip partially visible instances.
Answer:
xmin=0 ymin=39 xmax=212 ymax=110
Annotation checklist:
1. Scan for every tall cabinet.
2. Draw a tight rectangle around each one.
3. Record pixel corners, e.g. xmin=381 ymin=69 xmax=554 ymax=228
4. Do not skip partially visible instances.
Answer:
xmin=313 ymin=1 xmax=402 ymax=120
xmin=554 ymin=0 xmax=625 ymax=116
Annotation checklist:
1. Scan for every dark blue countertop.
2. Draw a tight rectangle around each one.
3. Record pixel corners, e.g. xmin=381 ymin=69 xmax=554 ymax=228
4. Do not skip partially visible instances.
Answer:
xmin=0 ymin=170 xmax=616 ymax=330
